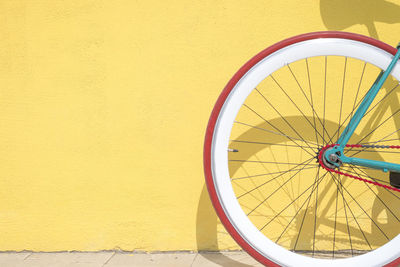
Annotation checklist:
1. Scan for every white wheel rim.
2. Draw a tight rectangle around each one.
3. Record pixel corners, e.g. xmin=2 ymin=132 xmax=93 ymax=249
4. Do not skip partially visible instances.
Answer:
xmin=211 ymin=38 xmax=400 ymax=267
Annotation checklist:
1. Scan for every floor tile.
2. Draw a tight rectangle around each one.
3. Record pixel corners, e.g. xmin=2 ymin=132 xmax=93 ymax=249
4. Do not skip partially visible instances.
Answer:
xmin=104 ymin=252 xmax=196 ymax=267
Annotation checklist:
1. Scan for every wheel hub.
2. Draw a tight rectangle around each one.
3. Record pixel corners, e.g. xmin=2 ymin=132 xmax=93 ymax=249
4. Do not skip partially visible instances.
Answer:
xmin=317 ymin=145 xmax=342 ymax=169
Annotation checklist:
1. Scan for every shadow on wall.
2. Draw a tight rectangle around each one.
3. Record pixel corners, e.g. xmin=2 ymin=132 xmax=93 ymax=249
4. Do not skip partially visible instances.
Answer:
xmin=320 ymin=0 xmax=400 ymax=38
xmin=195 ymin=1 xmax=400 ymax=266
xmin=196 ymin=187 xmax=255 ymax=267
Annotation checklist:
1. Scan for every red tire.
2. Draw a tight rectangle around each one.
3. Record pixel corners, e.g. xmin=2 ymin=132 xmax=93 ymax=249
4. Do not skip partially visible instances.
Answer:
xmin=203 ymin=31 xmax=399 ymax=266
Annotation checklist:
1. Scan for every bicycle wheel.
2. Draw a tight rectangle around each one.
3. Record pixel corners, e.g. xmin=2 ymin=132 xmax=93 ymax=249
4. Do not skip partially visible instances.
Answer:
xmin=204 ymin=31 xmax=400 ymax=266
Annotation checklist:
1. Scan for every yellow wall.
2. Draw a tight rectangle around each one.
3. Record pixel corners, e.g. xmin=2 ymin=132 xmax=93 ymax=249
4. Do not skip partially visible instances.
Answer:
xmin=0 ymin=0 xmax=399 ymax=251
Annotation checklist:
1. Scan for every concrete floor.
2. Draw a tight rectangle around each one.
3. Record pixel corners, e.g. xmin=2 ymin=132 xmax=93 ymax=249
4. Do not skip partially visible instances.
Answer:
xmin=0 ymin=251 xmax=263 ymax=267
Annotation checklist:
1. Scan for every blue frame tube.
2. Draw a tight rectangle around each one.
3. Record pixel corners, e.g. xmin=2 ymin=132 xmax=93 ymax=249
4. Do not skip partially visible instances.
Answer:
xmin=337 ymin=49 xmax=400 ymax=148
xmin=341 ymin=154 xmax=400 ymax=173
xmin=326 ymin=47 xmax=400 ymax=172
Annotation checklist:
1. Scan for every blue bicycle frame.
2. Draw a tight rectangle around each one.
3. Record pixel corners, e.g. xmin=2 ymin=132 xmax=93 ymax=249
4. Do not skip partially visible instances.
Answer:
xmin=325 ymin=44 xmax=400 ymax=173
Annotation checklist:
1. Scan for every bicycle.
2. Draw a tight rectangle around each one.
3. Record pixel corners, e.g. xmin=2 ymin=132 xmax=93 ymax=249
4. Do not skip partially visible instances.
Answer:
xmin=203 ymin=31 xmax=400 ymax=266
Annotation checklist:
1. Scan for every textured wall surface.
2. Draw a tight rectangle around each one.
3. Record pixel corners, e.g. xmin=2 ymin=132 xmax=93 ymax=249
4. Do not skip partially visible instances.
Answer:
xmin=0 ymin=0 xmax=399 ymax=251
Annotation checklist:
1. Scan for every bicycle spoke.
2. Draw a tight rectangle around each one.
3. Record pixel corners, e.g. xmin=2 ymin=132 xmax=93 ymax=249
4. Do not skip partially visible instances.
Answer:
xmin=267 ymin=76 xmax=328 ymax=146
xmin=231 ymin=166 xmax=317 ymax=181
xmin=272 ymin=171 xmax=328 ymax=242
xmin=253 ymin=88 xmax=319 ymax=153
xmin=361 ymin=137 xmax=400 ymax=145
xmin=332 ymin=176 xmax=339 ymax=258
xmin=312 ymin=165 xmax=320 ymax=256
xmin=231 ymin=139 xmax=319 ymax=149
xmin=234 ymin=121 xmax=319 ymax=148
xmin=330 ymin=172 xmax=390 ymax=241
xmin=246 ymin=159 xmax=314 ymax=215
xmin=330 ymin=173 xmax=371 ymax=251
xmin=229 ymin=159 xmax=318 ymax=166
xmin=239 ymin=104 xmax=316 ymax=157
xmin=287 ymin=63 xmax=333 ymax=144
xmin=236 ymin=158 xmax=314 ymax=199
xmin=306 ymin=58 xmax=320 ymax=147
xmin=347 ymin=62 xmax=367 ymax=129
xmin=322 ymin=56 xmax=327 ymax=146
xmin=336 ymin=57 xmax=347 ymax=141
xmin=350 ymin=166 xmax=400 ymax=201
xmin=350 ymin=129 xmax=400 ymax=157
xmin=362 ymin=82 xmax=400 ymax=119
xmin=348 ymin=108 xmax=400 ymax=156
xmin=340 ymin=166 xmax=392 ymax=186
xmin=293 ymin=167 xmax=321 ymax=252
xmin=337 ymin=175 xmax=355 ymax=256
xmin=349 ymin=166 xmax=400 ymax=223
xmin=332 ymin=78 xmax=371 ymax=143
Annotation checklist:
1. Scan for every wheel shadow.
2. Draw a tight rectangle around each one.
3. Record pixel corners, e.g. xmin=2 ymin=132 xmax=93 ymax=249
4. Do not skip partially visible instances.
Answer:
xmin=196 ymin=186 xmax=255 ymax=267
